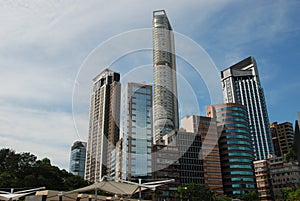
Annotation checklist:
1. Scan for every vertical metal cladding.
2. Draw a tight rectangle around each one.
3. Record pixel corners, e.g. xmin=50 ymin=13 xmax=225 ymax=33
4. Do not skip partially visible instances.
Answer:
xmin=153 ymin=10 xmax=179 ymax=141
xmin=221 ymin=56 xmax=274 ymax=160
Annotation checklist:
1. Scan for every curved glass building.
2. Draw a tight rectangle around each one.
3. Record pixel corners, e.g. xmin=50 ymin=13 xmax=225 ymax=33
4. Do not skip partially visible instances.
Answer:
xmin=152 ymin=10 xmax=179 ymax=141
xmin=207 ymin=103 xmax=256 ymax=197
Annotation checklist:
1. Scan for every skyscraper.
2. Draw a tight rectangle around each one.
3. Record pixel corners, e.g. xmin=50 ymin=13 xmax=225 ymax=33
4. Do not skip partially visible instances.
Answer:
xmin=207 ymin=103 xmax=256 ymax=197
xmin=122 ymin=82 xmax=153 ymax=181
xmin=85 ymin=69 xmax=121 ymax=183
xmin=221 ymin=56 xmax=274 ymax=160
xmin=69 ymin=141 xmax=87 ymax=178
xmin=153 ymin=10 xmax=179 ymax=141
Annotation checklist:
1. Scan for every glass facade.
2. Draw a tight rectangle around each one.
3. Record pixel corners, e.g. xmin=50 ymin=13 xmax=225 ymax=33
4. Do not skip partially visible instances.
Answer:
xmin=153 ymin=10 xmax=179 ymax=141
xmin=122 ymin=82 xmax=152 ymax=181
xmin=69 ymin=141 xmax=87 ymax=178
xmin=207 ymin=103 xmax=256 ymax=197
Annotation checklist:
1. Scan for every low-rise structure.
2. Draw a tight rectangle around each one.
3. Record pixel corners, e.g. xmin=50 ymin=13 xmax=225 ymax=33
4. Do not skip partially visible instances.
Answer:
xmin=254 ymin=160 xmax=273 ymax=201
xmin=269 ymin=157 xmax=300 ymax=199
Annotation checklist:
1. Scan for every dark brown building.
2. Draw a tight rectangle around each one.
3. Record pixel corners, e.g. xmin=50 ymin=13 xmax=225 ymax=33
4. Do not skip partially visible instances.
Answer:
xmin=270 ymin=122 xmax=294 ymax=157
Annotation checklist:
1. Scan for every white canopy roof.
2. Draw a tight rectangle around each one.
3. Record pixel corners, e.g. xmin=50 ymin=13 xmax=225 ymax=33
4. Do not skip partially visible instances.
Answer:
xmin=65 ymin=180 xmax=146 ymax=196
xmin=0 ymin=187 xmax=45 ymax=201
xmin=0 ymin=193 xmax=32 ymax=201
xmin=64 ymin=177 xmax=174 ymax=196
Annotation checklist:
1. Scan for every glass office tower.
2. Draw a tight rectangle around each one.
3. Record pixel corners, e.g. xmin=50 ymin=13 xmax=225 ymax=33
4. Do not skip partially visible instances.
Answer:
xmin=122 ymin=82 xmax=153 ymax=181
xmin=221 ymin=56 xmax=274 ymax=160
xmin=69 ymin=141 xmax=87 ymax=178
xmin=153 ymin=10 xmax=179 ymax=142
xmin=85 ymin=69 xmax=121 ymax=183
xmin=207 ymin=103 xmax=256 ymax=197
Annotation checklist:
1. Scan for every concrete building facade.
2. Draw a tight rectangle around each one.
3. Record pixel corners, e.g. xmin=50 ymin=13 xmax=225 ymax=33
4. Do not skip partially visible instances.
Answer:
xmin=253 ymin=159 xmax=273 ymax=201
xmin=85 ymin=69 xmax=121 ymax=182
xmin=269 ymin=157 xmax=300 ymax=199
xmin=270 ymin=122 xmax=294 ymax=157
xmin=181 ymin=115 xmax=223 ymax=193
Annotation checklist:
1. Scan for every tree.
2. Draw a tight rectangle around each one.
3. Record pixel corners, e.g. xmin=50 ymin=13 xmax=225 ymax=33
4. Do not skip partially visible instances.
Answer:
xmin=284 ymin=147 xmax=297 ymax=162
xmin=177 ymin=183 xmax=215 ymax=201
xmin=237 ymin=191 xmax=259 ymax=201
xmin=281 ymin=187 xmax=294 ymax=201
xmin=0 ymin=148 xmax=89 ymax=190
xmin=281 ymin=186 xmax=300 ymax=201
xmin=215 ymin=194 xmax=232 ymax=201
xmin=289 ymin=187 xmax=300 ymax=200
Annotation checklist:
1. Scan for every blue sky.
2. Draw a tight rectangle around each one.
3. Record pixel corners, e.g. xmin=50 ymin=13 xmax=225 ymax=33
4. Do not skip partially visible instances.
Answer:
xmin=0 ymin=1 xmax=299 ymax=169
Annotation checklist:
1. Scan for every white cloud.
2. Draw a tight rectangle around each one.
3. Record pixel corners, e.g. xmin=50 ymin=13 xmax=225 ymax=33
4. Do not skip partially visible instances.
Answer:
xmin=0 ymin=0 xmax=299 ymax=169
xmin=0 ymin=103 xmax=77 ymax=169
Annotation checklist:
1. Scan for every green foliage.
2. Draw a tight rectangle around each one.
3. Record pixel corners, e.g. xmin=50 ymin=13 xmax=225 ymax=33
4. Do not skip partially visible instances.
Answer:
xmin=177 ymin=183 xmax=215 ymax=201
xmin=215 ymin=194 xmax=232 ymax=201
xmin=281 ymin=186 xmax=300 ymax=201
xmin=237 ymin=191 xmax=259 ymax=201
xmin=0 ymin=148 xmax=88 ymax=191
xmin=284 ymin=147 xmax=297 ymax=162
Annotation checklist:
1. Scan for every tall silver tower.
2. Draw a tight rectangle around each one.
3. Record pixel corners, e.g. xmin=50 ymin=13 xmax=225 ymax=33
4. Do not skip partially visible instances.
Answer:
xmin=221 ymin=56 xmax=274 ymax=160
xmin=153 ymin=10 xmax=179 ymax=142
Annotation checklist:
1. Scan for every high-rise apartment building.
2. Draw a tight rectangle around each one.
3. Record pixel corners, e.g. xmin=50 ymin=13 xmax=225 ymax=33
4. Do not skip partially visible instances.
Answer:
xmin=69 ymin=141 xmax=87 ymax=178
xmin=153 ymin=10 xmax=179 ymax=141
xmin=270 ymin=122 xmax=294 ymax=157
xmin=253 ymin=160 xmax=273 ymax=201
xmin=121 ymin=82 xmax=153 ymax=181
xmin=221 ymin=56 xmax=274 ymax=160
xmin=181 ymin=115 xmax=223 ymax=193
xmin=295 ymin=120 xmax=300 ymax=163
xmin=85 ymin=69 xmax=121 ymax=183
xmin=207 ymin=103 xmax=256 ymax=197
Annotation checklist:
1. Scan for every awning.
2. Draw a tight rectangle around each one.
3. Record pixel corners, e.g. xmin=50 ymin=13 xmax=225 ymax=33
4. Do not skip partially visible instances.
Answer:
xmin=65 ymin=180 xmax=147 ymax=196
xmin=64 ymin=177 xmax=175 ymax=197
xmin=0 ymin=192 xmax=39 ymax=201
xmin=0 ymin=187 xmax=45 ymax=201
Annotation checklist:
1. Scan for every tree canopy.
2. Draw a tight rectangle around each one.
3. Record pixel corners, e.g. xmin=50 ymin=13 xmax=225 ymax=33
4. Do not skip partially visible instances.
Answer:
xmin=0 ymin=148 xmax=88 ymax=191
xmin=177 ymin=183 xmax=216 ymax=201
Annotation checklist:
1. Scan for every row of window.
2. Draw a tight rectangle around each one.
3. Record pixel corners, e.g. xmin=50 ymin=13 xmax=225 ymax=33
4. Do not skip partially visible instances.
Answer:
xmin=216 ymin=107 xmax=246 ymax=113
xmin=228 ymin=152 xmax=253 ymax=157
xmin=226 ymin=134 xmax=251 ymax=140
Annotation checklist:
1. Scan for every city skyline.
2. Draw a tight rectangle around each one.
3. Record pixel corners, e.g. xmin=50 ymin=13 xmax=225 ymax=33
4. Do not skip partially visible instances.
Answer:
xmin=0 ymin=1 xmax=299 ymax=169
